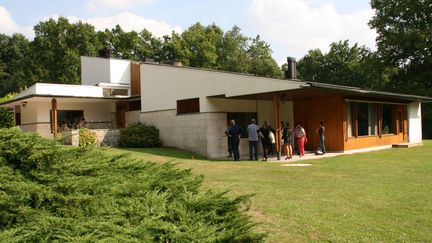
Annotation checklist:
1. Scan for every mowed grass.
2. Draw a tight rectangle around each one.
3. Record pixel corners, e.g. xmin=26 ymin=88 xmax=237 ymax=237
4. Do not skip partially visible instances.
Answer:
xmin=105 ymin=141 xmax=432 ymax=242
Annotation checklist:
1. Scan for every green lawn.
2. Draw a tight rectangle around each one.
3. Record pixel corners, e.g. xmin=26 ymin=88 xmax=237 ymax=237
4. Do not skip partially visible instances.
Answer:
xmin=105 ymin=141 xmax=432 ymax=242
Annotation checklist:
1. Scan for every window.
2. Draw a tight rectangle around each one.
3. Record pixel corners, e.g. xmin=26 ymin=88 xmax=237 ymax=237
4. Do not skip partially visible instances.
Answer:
xmin=127 ymin=100 xmax=141 ymax=111
xmin=357 ymin=103 xmax=369 ymax=136
xmin=14 ymin=105 xmax=21 ymax=126
xmin=347 ymin=102 xmax=354 ymax=137
xmin=381 ymin=104 xmax=394 ymax=134
xmin=103 ymin=88 xmax=128 ymax=96
xmin=227 ymin=112 xmax=258 ymax=138
xmin=50 ymin=110 xmax=84 ymax=131
xmin=177 ymin=98 xmax=200 ymax=114
xmin=397 ymin=111 xmax=403 ymax=133
xmin=346 ymin=102 xmax=378 ymax=137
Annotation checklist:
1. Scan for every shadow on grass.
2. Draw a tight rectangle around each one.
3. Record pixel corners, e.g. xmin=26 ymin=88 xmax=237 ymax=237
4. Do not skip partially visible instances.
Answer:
xmin=116 ymin=147 xmax=207 ymax=160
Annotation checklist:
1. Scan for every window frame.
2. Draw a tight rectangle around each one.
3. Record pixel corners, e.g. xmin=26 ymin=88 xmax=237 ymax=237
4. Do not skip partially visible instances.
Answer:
xmin=176 ymin=98 xmax=200 ymax=115
xmin=346 ymin=101 xmax=401 ymax=139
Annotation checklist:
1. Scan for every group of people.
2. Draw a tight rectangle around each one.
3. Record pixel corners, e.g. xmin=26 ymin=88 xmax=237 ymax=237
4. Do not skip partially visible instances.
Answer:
xmin=225 ymin=119 xmax=326 ymax=161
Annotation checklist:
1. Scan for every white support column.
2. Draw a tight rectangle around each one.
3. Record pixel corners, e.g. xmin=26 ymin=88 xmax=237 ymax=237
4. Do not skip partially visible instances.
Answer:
xmin=408 ymin=102 xmax=422 ymax=144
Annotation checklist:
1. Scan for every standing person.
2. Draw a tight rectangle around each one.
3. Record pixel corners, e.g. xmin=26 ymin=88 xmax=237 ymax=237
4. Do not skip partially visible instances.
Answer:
xmin=228 ymin=119 xmax=243 ymax=161
xmin=247 ymin=118 xmax=260 ymax=160
xmin=279 ymin=121 xmax=286 ymax=156
xmin=294 ymin=124 xmax=307 ymax=157
xmin=318 ymin=121 xmax=326 ymax=154
xmin=258 ymin=121 xmax=270 ymax=161
xmin=268 ymin=125 xmax=276 ymax=156
xmin=224 ymin=122 xmax=233 ymax=157
xmin=283 ymin=122 xmax=293 ymax=159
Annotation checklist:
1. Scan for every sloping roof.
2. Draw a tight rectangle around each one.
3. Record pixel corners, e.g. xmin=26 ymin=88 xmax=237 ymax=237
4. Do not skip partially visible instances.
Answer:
xmin=305 ymin=82 xmax=432 ymax=102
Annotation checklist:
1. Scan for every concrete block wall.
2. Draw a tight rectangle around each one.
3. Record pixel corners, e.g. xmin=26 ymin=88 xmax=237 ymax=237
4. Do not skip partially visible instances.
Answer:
xmin=140 ymin=110 xmax=208 ymax=156
xmin=140 ymin=110 xmax=258 ymax=159
xmin=125 ymin=111 xmax=140 ymax=126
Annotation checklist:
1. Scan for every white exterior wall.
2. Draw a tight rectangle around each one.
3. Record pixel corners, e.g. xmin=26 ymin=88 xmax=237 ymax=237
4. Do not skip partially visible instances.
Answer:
xmin=140 ymin=64 xmax=302 ymax=112
xmin=109 ymin=59 xmax=131 ymax=85
xmin=81 ymin=56 xmax=111 ymax=85
xmin=81 ymin=56 xmax=131 ymax=86
xmin=408 ymin=102 xmax=422 ymax=143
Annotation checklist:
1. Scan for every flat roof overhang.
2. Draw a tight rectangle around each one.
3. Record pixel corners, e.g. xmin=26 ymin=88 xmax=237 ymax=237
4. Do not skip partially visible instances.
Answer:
xmin=0 ymin=94 xmax=141 ymax=108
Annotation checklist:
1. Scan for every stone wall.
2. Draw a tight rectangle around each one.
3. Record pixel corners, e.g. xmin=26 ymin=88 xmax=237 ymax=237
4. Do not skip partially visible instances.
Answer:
xmin=61 ymin=129 xmax=119 ymax=147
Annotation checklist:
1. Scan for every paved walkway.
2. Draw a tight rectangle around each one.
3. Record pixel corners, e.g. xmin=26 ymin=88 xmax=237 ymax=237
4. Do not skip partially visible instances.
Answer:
xmin=218 ymin=143 xmax=421 ymax=162
xmin=218 ymin=151 xmax=343 ymax=162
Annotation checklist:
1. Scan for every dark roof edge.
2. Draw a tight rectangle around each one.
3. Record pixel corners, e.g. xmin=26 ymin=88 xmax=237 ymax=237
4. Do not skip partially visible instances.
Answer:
xmin=305 ymin=81 xmax=432 ymax=102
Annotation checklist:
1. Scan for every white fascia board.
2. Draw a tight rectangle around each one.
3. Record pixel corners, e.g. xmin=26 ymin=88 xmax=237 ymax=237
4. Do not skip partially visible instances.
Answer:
xmin=16 ymin=83 xmax=104 ymax=98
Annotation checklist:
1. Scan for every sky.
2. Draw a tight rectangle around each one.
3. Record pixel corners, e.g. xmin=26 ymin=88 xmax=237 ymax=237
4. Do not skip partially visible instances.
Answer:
xmin=0 ymin=0 xmax=377 ymax=65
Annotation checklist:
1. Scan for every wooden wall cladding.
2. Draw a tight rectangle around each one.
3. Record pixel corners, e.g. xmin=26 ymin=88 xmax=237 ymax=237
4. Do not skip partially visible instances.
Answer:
xmin=293 ymin=96 xmax=345 ymax=151
xmin=344 ymin=134 xmax=404 ymax=150
xmin=294 ymin=96 xmax=408 ymax=152
xmin=130 ymin=63 xmax=141 ymax=96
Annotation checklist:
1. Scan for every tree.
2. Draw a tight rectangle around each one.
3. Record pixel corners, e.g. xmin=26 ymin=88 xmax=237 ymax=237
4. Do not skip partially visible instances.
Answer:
xmin=369 ymin=0 xmax=432 ymax=138
xmin=217 ymin=26 xmax=250 ymax=73
xmin=31 ymin=17 xmax=101 ymax=85
xmin=369 ymin=0 xmax=432 ymax=95
xmin=297 ymin=40 xmax=395 ymax=89
xmin=180 ymin=23 xmax=223 ymax=68
xmin=248 ymin=35 xmax=282 ymax=78
xmin=0 ymin=34 xmax=34 ymax=96
xmin=97 ymin=25 xmax=161 ymax=62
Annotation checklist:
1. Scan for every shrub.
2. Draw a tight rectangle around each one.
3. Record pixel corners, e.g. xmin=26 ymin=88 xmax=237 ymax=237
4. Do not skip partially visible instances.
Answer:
xmin=78 ymin=128 xmax=97 ymax=147
xmin=0 ymin=108 xmax=14 ymax=128
xmin=0 ymin=93 xmax=16 ymax=129
xmin=0 ymin=128 xmax=264 ymax=242
xmin=119 ymin=123 xmax=161 ymax=148
xmin=0 ymin=127 xmax=62 ymax=174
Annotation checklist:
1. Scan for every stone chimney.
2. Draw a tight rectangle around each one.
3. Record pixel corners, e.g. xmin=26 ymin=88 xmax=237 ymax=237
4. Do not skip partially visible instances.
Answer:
xmin=285 ymin=57 xmax=297 ymax=80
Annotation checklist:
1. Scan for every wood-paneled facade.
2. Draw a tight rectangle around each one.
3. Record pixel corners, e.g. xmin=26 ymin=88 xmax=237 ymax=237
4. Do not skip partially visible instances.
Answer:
xmin=293 ymin=95 xmax=408 ymax=152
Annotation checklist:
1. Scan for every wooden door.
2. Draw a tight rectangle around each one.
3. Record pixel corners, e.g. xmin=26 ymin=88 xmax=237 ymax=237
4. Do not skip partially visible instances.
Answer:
xmin=116 ymin=102 xmax=126 ymax=128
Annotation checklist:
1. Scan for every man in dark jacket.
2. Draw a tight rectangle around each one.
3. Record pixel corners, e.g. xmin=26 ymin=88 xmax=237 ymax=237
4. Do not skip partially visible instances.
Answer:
xmin=228 ymin=119 xmax=243 ymax=161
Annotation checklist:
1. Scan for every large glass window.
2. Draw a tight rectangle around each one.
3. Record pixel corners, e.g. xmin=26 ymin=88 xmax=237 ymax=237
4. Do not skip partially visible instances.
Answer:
xmin=357 ymin=103 xmax=369 ymax=136
xmin=50 ymin=110 xmax=84 ymax=131
xmin=347 ymin=102 xmax=378 ymax=137
xmin=381 ymin=104 xmax=393 ymax=134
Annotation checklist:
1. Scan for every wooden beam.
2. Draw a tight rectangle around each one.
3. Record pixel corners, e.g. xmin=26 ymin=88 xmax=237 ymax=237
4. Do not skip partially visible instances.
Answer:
xmin=273 ymin=95 xmax=281 ymax=160
xmin=52 ymin=98 xmax=57 ymax=138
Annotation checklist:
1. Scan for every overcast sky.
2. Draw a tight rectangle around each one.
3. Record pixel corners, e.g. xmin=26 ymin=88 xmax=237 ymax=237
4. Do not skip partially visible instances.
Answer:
xmin=0 ymin=0 xmax=377 ymax=65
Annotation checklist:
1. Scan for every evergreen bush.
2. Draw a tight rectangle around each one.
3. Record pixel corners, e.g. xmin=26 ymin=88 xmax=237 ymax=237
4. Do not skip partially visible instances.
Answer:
xmin=0 ymin=128 xmax=264 ymax=242
xmin=78 ymin=128 xmax=97 ymax=147
xmin=119 ymin=123 xmax=162 ymax=148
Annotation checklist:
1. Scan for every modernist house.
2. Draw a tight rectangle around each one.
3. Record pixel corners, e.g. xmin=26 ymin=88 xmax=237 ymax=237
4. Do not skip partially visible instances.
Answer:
xmin=1 ymin=56 xmax=431 ymax=159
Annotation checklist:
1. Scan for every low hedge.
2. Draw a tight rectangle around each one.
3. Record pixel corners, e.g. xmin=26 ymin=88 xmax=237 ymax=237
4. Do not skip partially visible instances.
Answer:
xmin=119 ymin=123 xmax=162 ymax=148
